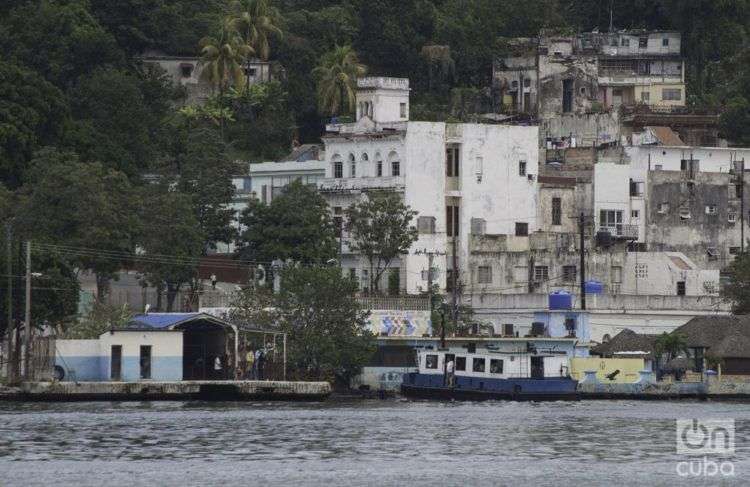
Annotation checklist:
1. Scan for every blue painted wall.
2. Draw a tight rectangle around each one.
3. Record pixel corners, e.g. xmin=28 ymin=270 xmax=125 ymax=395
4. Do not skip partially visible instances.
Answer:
xmin=55 ymin=356 xmax=102 ymax=381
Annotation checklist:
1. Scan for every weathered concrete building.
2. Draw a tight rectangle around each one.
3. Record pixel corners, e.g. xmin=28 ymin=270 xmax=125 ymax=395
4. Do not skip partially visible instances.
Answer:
xmin=320 ymin=77 xmax=540 ymax=294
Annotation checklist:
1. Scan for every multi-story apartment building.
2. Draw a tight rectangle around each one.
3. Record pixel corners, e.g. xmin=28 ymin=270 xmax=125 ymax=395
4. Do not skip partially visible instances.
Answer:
xmin=493 ymin=30 xmax=686 ymax=118
xmin=320 ymin=77 xmax=540 ymax=294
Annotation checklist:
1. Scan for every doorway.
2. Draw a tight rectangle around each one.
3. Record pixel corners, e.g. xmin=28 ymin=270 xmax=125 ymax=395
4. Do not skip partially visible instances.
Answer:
xmin=140 ymin=345 xmax=152 ymax=380
xmin=179 ymin=322 xmax=229 ymax=380
xmin=111 ymin=345 xmax=122 ymax=381
xmin=530 ymin=356 xmax=545 ymax=379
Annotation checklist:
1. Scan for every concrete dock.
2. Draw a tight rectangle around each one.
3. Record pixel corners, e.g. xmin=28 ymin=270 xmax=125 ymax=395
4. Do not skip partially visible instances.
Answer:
xmin=1 ymin=380 xmax=331 ymax=402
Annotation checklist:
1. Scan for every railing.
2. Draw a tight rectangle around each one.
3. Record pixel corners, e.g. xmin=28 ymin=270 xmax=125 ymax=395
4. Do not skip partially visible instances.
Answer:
xmin=357 ymin=296 xmax=430 ymax=310
xmin=598 ymin=224 xmax=639 ymax=240
xmin=467 ymin=293 xmax=731 ymax=312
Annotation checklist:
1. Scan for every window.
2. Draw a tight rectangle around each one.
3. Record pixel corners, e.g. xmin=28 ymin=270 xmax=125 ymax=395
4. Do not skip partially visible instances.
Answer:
xmin=639 ymin=37 xmax=648 ymax=48
xmin=730 ymin=246 xmax=741 ymax=255
xmin=246 ymin=67 xmax=257 ymax=77
xmin=140 ymin=345 xmax=152 ymax=380
xmin=562 ymin=265 xmax=577 ymax=282
xmin=676 ymin=281 xmax=686 ymax=296
xmin=658 ymin=203 xmax=669 ymax=214
xmin=333 ymin=160 xmax=343 ymax=179
xmin=361 ymin=269 xmax=369 ymax=292
xmin=446 ymin=205 xmax=460 ymax=237
xmin=729 ymin=213 xmax=737 ymax=223
xmin=534 ymin=265 xmax=549 ymax=282
xmin=662 ymin=38 xmax=669 ymax=46
xmin=490 ymin=359 xmax=504 ymax=374
xmin=111 ymin=345 xmax=122 ymax=380
xmin=631 ymin=210 xmax=640 ymax=219
xmin=400 ymin=102 xmax=407 ymax=118
xmin=180 ymin=64 xmax=194 ymax=77
xmin=425 ymin=354 xmax=438 ymax=369
xmin=654 ymin=164 xmax=663 ymax=171
xmin=705 ymin=205 xmax=717 ymax=215
xmin=621 ymin=38 xmax=630 ymax=47
xmin=333 ymin=207 xmax=343 ymax=238
xmin=417 ymin=216 xmax=436 ymax=234
xmin=519 ymin=160 xmax=527 ymax=177
xmin=611 ymin=266 xmax=623 ymax=283
xmin=523 ymin=78 xmax=531 ymax=88
xmin=552 ymin=197 xmax=562 ymax=225
xmin=348 ymin=154 xmax=356 ymax=177
xmin=599 ymin=209 xmax=623 ymax=234
xmin=562 ymin=79 xmax=573 ymax=113
xmin=477 ymin=266 xmax=492 ymax=284
xmin=391 ymin=160 xmax=400 ymax=176
xmin=503 ymin=323 xmax=514 ymax=336
xmin=472 ymin=357 xmax=486 ymax=373
xmin=662 ymin=88 xmax=682 ymax=101
xmin=515 ymin=222 xmax=529 ymax=236
xmin=635 ymin=263 xmax=648 ymax=279
xmin=349 ymin=268 xmax=357 ymax=282
xmin=707 ymin=248 xmax=719 ymax=261
xmin=511 ymin=80 xmax=518 ymax=89
xmin=679 ymin=208 xmax=691 ymax=220
xmin=470 ymin=218 xmax=486 ymax=235
xmin=446 ymin=145 xmax=460 ymax=177
xmin=641 ymin=91 xmax=650 ymax=102
xmin=630 ymin=180 xmax=644 ymax=196
xmin=376 ymin=158 xmax=383 ymax=177
xmin=455 ymin=356 xmax=466 ymax=371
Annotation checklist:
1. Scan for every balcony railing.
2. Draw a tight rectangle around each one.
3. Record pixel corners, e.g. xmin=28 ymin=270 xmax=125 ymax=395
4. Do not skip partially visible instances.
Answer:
xmin=598 ymin=224 xmax=639 ymax=240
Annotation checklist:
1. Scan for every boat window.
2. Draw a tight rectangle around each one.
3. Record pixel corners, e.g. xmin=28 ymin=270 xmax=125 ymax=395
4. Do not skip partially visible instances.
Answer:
xmin=472 ymin=357 xmax=485 ymax=373
xmin=490 ymin=359 xmax=504 ymax=374
xmin=455 ymin=356 xmax=466 ymax=371
xmin=425 ymin=354 xmax=438 ymax=369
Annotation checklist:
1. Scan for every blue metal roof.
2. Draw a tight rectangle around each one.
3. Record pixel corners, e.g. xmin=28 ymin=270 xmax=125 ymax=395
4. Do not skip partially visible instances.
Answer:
xmin=127 ymin=313 xmax=205 ymax=329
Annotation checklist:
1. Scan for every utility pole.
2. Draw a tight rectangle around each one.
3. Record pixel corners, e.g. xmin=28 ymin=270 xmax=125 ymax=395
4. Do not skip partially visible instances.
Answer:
xmin=451 ymin=236 xmax=458 ymax=330
xmin=23 ymin=241 xmax=31 ymax=381
xmin=5 ymin=223 xmax=13 ymax=383
xmin=741 ymin=158 xmax=746 ymax=254
xmin=579 ymin=212 xmax=586 ymax=311
xmin=426 ymin=252 xmax=434 ymax=313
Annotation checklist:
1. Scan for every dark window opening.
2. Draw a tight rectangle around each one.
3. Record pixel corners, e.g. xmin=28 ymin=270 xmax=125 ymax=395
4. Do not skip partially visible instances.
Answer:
xmin=515 ymin=222 xmax=528 ymax=236
xmin=425 ymin=354 xmax=438 ymax=369
xmin=503 ymin=323 xmax=514 ymax=336
xmin=563 ymin=265 xmax=577 ymax=282
xmin=447 ymin=205 xmax=460 ymax=237
xmin=111 ymin=345 xmax=122 ymax=381
xmin=519 ymin=160 xmax=527 ymax=177
xmin=455 ymin=356 xmax=466 ymax=371
xmin=562 ymin=79 xmax=573 ymax=113
xmin=551 ymin=197 xmax=562 ymax=225
xmin=140 ymin=345 xmax=152 ymax=380
xmin=490 ymin=359 xmax=504 ymax=374
xmin=446 ymin=146 xmax=460 ymax=177
xmin=473 ymin=357 xmax=486 ymax=373
xmin=677 ymin=281 xmax=686 ymax=296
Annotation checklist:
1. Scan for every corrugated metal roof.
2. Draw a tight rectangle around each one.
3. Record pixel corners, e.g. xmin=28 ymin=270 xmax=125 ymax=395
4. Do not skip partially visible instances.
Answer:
xmin=646 ymin=126 xmax=684 ymax=146
xmin=128 ymin=313 xmax=204 ymax=329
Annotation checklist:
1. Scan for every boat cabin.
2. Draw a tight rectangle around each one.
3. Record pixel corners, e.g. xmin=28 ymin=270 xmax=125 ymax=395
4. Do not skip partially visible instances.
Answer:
xmin=417 ymin=349 xmax=570 ymax=380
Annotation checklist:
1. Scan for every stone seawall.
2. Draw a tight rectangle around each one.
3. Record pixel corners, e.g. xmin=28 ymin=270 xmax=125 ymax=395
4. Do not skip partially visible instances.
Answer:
xmin=7 ymin=380 xmax=332 ymax=402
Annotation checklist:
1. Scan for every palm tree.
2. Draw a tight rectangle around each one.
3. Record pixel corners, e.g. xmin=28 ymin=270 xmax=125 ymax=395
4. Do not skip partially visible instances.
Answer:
xmin=228 ymin=0 xmax=282 ymax=62
xmin=313 ymin=45 xmax=367 ymax=117
xmin=198 ymin=21 xmax=254 ymax=94
xmin=655 ymin=332 xmax=688 ymax=363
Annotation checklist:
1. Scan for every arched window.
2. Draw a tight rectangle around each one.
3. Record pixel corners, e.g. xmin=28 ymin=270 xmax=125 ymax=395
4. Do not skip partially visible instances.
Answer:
xmin=348 ymin=153 xmax=356 ymax=177
xmin=361 ymin=153 xmax=369 ymax=177
xmin=375 ymin=152 xmax=383 ymax=177
xmin=332 ymin=155 xmax=343 ymax=179
xmin=388 ymin=151 xmax=401 ymax=176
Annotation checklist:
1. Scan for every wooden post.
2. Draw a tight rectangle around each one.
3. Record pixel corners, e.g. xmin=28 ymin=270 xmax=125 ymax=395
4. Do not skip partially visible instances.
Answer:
xmin=23 ymin=241 xmax=31 ymax=381
xmin=283 ymin=333 xmax=287 ymax=381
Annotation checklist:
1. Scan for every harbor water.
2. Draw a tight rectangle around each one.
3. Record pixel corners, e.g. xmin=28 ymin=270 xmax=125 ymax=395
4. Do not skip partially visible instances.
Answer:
xmin=1 ymin=399 xmax=748 ymax=486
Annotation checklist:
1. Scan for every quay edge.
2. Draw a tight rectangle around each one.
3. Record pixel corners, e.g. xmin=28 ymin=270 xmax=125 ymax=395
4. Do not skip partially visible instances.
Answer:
xmin=1 ymin=380 xmax=331 ymax=402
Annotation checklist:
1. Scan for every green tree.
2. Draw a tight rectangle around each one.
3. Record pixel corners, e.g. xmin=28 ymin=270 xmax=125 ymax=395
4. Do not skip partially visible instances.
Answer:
xmin=0 ymin=62 xmax=68 ymax=188
xmin=237 ymin=180 xmax=337 ymax=264
xmin=17 ymin=149 xmax=139 ymax=301
xmin=199 ymin=21 xmax=254 ymax=94
xmin=654 ymin=331 xmax=688 ymax=365
xmin=345 ymin=194 xmax=418 ymax=293
xmin=275 ymin=265 xmax=375 ymax=385
xmin=228 ymin=0 xmax=283 ymax=62
xmin=722 ymin=250 xmax=750 ymax=313
xmin=63 ymin=302 xmax=133 ymax=339
xmin=313 ymin=45 xmax=366 ymax=116
xmin=137 ymin=184 xmax=205 ymax=312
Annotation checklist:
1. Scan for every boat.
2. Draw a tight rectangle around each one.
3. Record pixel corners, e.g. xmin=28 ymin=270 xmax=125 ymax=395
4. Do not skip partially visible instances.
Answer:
xmin=401 ymin=347 xmax=579 ymax=401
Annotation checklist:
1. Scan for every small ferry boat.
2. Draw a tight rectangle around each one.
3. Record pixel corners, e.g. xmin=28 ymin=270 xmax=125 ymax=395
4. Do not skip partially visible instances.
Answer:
xmin=401 ymin=348 xmax=579 ymax=401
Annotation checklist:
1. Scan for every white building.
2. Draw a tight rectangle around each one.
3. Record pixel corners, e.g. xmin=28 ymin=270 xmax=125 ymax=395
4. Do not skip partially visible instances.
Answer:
xmin=320 ymin=77 xmax=539 ymax=294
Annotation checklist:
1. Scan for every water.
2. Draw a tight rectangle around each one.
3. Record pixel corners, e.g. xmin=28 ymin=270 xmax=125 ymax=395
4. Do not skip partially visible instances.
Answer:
xmin=0 ymin=399 xmax=748 ymax=486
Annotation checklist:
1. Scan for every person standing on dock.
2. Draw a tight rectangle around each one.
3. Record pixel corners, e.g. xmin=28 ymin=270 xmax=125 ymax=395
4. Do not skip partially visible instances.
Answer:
xmin=446 ymin=359 xmax=455 ymax=387
xmin=214 ymin=356 xmax=223 ymax=379
xmin=246 ymin=349 xmax=255 ymax=379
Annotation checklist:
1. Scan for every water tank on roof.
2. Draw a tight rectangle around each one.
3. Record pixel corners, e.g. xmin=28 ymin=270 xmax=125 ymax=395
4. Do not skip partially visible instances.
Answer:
xmin=549 ymin=290 xmax=572 ymax=310
xmin=585 ymin=280 xmax=604 ymax=295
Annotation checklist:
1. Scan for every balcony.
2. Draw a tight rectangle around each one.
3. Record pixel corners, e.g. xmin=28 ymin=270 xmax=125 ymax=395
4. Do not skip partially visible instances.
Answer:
xmin=318 ymin=176 xmax=405 ymax=193
xmin=598 ymin=224 xmax=639 ymax=240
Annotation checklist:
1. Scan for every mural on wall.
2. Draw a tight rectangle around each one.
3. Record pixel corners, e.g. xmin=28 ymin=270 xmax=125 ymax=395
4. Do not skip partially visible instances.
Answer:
xmin=366 ymin=311 xmax=432 ymax=337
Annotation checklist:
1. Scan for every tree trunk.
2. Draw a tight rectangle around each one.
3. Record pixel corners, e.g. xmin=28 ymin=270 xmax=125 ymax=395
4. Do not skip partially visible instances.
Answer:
xmin=166 ymin=283 xmax=181 ymax=312
xmin=95 ymin=274 xmax=111 ymax=304
xmin=155 ymin=283 xmax=164 ymax=312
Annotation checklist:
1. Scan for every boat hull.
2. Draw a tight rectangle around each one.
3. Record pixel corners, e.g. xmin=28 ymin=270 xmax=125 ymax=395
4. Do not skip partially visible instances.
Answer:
xmin=401 ymin=373 xmax=579 ymax=401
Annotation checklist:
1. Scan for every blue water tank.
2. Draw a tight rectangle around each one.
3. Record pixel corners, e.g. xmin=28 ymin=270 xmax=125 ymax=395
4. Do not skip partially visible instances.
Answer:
xmin=584 ymin=280 xmax=604 ymax=295
xmin=549 ymin=290 xmax=573 ymax=310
